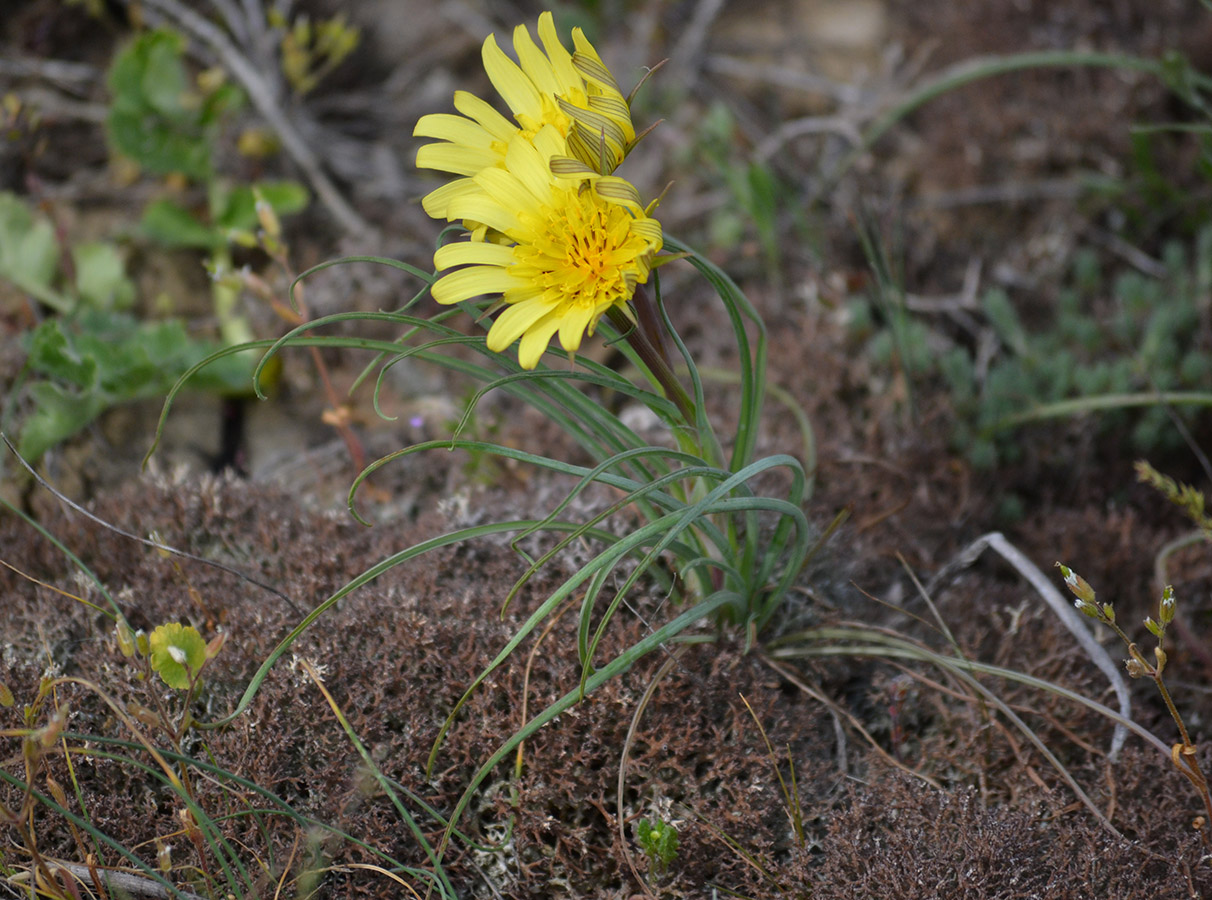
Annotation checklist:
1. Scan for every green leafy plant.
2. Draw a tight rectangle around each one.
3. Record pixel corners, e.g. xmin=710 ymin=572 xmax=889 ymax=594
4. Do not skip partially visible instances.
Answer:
xmin=0 ymin=193 xmax=133 ymax=314
xmin=16 ymin=308 xmax=251 ymax=460
xmin=139 ymin=180 xmax=309 ymax=253
xmin=107 ymin=26 xmax=379 ymax=471
xmin=146 ymin=622 xmax=212 ymax=691
xmin=636 ymin=816 xmax=680 ymax=878
xmin=966 ymin=232 xmax=1212 ymax=465
xmin=3 ymin=24 xmax=315 ymax=462
xmin=108 ymin=28 xmax=308 ymax=347
xmin=848 ymin=227 xmax=1212 ymax=468
xmin=106 ymin=28 xmax=243 ymax=180
xmin=0 ymin=189 xmax=253 ymax=459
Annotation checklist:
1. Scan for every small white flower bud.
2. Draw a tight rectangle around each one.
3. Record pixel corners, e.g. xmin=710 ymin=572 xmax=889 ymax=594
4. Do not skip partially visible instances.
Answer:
xmin=1160 ymin=585 xmax=1176 ymax=625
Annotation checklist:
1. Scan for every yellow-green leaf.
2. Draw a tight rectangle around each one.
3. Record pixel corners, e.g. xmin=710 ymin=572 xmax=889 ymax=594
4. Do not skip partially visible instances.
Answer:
xmin=148 ymin=623 xmax=207 ymax=690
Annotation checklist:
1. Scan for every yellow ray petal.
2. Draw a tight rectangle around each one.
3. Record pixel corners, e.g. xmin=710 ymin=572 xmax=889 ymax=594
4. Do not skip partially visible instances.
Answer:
xmin=413 ymin=113 xmax=496 ymax=147
xmin=434 ymin=240 xmax=518 ymax=270
xmin=537 ymin=11 xmax=581 ymax=93
xmin=421 ymin=177 xmax=481 ymax=219
xmin=447 ymin=194 xmax=520 ymax=235
xmin=630 ymin=218 xmax=663 ymax=248
xmin=482 ymin=33 xmax=542 ymax=121
xmin=563 ymin=100 xmax=627 ymax=153
xmin=530 ymin=124 xmax=568 ymax=162
xmin=591 ymin=175 xmax=642 ymax=209
xmin=432 ymin=266 xmax=523 ymax=304
xmin=502 ymin=132 xmax=558 ymax=204
xmin=512 ymin=23 xmax=561 ymax=97
xmin=452 ymin=90 xmax=517 ymax=141
xmin=487 ymin=296 xmax=552 ymax=350
xmin=417 ymin=143 xmax=499 ymax=176
xmin=571 ymin=32 xmax=621 ymax=93
xmin=557 ymin=302 xmax=597 ymax=352
xmin=516 ymin=312 xmax=564 ymax=368
xmin=475 ymin=165 xmax=545 ymax=217
xmin=588 ymin=94 xmax=633 ymax=135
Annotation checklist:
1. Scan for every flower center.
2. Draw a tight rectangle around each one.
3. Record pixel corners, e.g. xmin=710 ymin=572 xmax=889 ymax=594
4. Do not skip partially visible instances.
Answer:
xmin=514 ymin=188 xmax=651 ymax=309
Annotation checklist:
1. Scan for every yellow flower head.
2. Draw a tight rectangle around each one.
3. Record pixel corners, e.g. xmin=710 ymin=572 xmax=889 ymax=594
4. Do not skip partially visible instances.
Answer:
xmin=431 ymin=127 xmax=662 ymax=369
xmin=414 ymin=11 xmax=637 ymax=225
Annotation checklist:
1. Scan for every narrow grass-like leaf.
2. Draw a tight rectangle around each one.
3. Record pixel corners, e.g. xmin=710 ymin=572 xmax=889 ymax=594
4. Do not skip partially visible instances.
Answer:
xmin=987 ymin=390 xmax=1212 ymax=433
xmin=284 ymin=254 xmax=435 ymax=318
xmin=454 ymin=369 xmax=679 ymax=439
xmin=426 ymin=509 xmax=717 ymax=774
xmin=663 ymin=236 xmax=768 ymax=472
xmin=582 ymin=489 xmax=808 ymax=687
xmin=298 ymin=659 xmax=458 ymax=898
xmin=0 ymin=493 xmax=119 ymax=619
xmin=766 ymin=624 xmax=1182 ymax=835
xmin=69 ymin=735 xmax=440 ymax=877
xmin=502 ymin=456 xmax=730 ymax=615
xmin=348 ymin=439 xmax=724 ymax=528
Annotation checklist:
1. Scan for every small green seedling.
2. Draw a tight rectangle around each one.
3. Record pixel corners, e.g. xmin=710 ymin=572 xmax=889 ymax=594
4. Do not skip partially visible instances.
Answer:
xmin=148 ymin=623 xmax=210 ymax=690
xmin=636 ymin=816 xmax=680 ymax=877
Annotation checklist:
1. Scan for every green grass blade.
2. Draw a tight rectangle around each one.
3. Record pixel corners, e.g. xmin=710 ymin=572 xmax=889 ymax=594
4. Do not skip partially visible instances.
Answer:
xmin=988 ymin=390 xmax=1212 ymax=433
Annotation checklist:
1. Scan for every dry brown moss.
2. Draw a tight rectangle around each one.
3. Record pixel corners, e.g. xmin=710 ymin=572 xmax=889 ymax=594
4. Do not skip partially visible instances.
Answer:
xmin=3 ymin=473 xmax=1211 ymax=898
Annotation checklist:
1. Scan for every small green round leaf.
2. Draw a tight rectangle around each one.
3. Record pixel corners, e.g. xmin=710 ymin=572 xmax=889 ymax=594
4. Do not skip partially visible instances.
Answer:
xmin=148 ymin=623 xmax=207 ymax=689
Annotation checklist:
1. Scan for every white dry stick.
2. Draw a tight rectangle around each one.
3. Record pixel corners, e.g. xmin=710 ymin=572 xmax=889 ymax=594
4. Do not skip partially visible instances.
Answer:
xmin=928 ymin=531 xmax=1131 ymax=759
xmin=13 ymin=863 xmax=210 ymax=900
xmin=755 ymin=116 xmax=865 ymax=162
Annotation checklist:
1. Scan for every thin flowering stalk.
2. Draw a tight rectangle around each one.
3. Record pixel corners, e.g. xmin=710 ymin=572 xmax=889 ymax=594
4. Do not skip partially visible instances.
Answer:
xmin=1060 ymin=564 xmax=1212 ymax=845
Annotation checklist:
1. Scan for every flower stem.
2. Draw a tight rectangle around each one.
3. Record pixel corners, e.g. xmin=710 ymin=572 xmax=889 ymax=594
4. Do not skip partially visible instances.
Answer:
xmin=1155 ymin=673 xmax=1195 ymax=751
xmin=608 ymin=296 xmax=695 ymax=426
